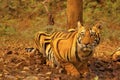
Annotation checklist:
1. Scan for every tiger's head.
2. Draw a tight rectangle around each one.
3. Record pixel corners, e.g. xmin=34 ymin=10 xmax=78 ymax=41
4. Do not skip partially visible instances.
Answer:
xmin=77 ymin=22 xmax=102 ymax=54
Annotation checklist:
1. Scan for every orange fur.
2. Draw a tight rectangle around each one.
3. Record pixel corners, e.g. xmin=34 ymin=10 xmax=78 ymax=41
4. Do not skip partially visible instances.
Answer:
xmin=51 ymin=23 xmax=101 ymax=77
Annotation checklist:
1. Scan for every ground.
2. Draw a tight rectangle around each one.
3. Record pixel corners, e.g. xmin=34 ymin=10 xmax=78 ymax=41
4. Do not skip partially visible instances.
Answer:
xmin=0 ymin=0 xmax=120 ymax=80
xmin=0 ymin=35 xmax=120 ymax=80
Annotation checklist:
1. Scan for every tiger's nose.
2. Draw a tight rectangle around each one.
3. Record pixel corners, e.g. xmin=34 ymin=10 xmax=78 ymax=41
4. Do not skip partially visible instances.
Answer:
xmin=85 ymin=43 xmax=89 ymax=46
xmin=82 ymin=40 xmax=91 ymax=45
xmin=85 ymin=44 xmax=91 ymax=48
xmin=81 ymin=31 xmax=91 ymax=45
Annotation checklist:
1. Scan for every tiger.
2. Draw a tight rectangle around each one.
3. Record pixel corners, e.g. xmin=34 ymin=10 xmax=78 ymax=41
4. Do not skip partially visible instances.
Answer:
xmin=50 ymin=22 xmax=102 ymax=77
xmin=26 ymin=21 xmax=101 ymax=77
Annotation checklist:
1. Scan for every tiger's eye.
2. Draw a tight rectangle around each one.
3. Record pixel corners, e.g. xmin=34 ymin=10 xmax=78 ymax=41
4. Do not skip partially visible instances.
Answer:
xmin=80 ymin=32 xmax=85 ymax=36
xmin=91 ymin=32 xmax=95 ymax=36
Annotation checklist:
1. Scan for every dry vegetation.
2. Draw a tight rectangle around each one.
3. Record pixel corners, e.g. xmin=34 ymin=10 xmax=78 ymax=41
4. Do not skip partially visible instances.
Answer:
xmin=0 ymin=0 xmax=120 ymax=80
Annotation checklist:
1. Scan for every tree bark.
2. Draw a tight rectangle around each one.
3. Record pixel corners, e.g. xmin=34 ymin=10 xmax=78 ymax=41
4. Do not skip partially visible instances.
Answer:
xmin=67 ymin=0 xmax=83 ymax=29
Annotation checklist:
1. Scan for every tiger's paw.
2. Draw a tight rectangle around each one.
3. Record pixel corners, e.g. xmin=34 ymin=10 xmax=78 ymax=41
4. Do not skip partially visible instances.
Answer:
xmin=65 ymin=66 xmax=80 ymax=77
xmin=62 ymin=62 xmax=80 ymax=77
xmin=68 ymin=71 xmax=80 ymax=78
xmin=46 ymin=60 xmax=55 ymax=68
xmin=80 ymin=71 xmax=89 ymax=78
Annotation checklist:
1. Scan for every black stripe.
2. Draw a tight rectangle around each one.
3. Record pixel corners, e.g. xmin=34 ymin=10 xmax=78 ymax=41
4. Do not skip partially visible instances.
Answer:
xmin=84 ymin=51 xmax=93 ymax=58
xmin=56 ymin=39 xmax=63 ymax=60
xmin=67 ymin=51 xmax=70 ymax=61
xmin=53 ymin=32 xmax=60 ymax=39
xmin=44 ymin=42 xmax=50 ymax=50
xmin=75 ymin=40 xmax=81 ymax=62
xmin=94 ymin=37 xmax=100 ymax=45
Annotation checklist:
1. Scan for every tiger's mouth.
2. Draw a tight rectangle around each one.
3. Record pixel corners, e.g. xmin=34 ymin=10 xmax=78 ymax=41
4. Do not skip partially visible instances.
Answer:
xmin=78 ymin=38 xmax=99 ymax=52
xmin=80 ymin=44 xmax=93 ymax=52
xmin=80 ymin=47 xmax=93 ymax=58
xmin=82 ymin=47 xmax=92 ymax=51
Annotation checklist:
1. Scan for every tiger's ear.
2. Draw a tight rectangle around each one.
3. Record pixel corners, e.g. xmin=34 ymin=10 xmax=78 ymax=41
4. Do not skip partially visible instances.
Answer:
xmin=93 ymin=23 xmax=102 ymax=30
xmin=77 ymin=21 xmax=82 ymax=29
xmin=93 ymin=23 xmax=102 ymax=32
xmin=92 ymin=23 xmax=102 ymax=33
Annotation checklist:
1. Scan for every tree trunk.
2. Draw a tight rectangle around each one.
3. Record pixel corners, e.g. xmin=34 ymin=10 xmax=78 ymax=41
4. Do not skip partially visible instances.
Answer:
xmin=67 ymin=0 xmax=83 ymax=29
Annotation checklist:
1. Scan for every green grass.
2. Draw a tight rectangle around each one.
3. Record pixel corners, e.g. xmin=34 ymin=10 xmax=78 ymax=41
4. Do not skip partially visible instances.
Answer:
xmin=0 ymin=25 xmax=17 ymax=36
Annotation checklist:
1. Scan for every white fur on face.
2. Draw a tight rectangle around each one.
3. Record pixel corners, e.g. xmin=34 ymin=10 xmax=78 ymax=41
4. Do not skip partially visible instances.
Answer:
xmin=77 ymin=29 xmax=100 ymax=52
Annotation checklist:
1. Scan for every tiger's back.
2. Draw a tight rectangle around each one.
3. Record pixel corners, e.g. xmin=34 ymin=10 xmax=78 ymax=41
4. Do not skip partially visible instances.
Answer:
xmin=34 ymin=29 xmax=76 ymax=54
xmin=33 ymin=29 xmax=76 ymax=67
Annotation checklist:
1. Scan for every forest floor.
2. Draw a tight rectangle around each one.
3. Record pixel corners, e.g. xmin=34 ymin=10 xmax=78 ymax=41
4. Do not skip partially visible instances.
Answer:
xmin=0 ymin=34 xmax=120 ymax=80
xmin=0 ymin=0 xmax=120 ymax=79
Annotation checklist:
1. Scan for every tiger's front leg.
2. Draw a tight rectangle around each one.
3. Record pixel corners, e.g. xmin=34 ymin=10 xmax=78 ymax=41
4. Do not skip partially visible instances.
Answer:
xmin=77 ymin=62 xmax=90 ymax=77
xmin=62 ymin=62 xmax=80 ymax=77
xmin=46 ymin=60 xmax=55 ymax=68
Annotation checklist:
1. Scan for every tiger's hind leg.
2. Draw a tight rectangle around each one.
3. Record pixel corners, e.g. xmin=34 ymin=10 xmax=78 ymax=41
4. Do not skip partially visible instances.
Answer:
xmin=46 ymin=55 xmax=60 ymax=68
xmin=62 ymin=62 xmax=80 ymax=77
xmin=46 ymin=60 xmax=55 ymax=68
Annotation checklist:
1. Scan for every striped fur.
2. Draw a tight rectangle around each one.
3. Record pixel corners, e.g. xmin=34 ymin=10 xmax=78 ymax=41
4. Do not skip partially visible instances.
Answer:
xmin=51 ymin=22 xmax=102 ymax=77
xmin=33 ymin=22 xmax=102 ymax=77
xmin=34 ymin=29 xmax=76 ymax=67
